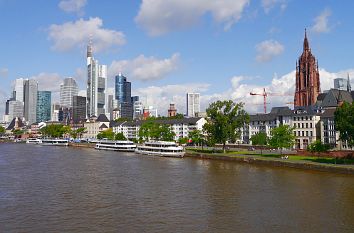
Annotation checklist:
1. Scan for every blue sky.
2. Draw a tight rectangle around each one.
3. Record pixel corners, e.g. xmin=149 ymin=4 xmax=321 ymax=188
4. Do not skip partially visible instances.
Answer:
xmin=1 ymin=0 xmax=354 ymax=118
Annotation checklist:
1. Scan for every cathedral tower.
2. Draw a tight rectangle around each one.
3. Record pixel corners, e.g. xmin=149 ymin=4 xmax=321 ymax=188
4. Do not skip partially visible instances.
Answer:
xmin=294 ymin=29 xmax=321 ymax=107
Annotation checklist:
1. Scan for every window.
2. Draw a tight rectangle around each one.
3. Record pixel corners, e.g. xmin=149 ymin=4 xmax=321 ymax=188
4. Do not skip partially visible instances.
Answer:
xmin=310 ymin=123 xmax=312 ymax=128
xmin=306 ymin=123 xmax=308 ymax=128
xmin=310 ymin=131 xmax=313 ymax=137
xmin=302 ymin=123 xmax=304 ymax=128
xmin=306 ymin=131 xmax=308 ymax=136
xmin=302 ymin=131 xmax=304 ymax=136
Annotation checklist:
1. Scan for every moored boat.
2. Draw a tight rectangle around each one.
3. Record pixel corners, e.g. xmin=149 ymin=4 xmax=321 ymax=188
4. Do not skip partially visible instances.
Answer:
xmin=135 ymin=141 xmax=185 ymax=158
xmin=40 ymin=139 xmax=69 ymax=146
xmin=95 ymin=140 xmax=136 ymax=152
xmin=26 ymin=138 xmax=42 ymax=144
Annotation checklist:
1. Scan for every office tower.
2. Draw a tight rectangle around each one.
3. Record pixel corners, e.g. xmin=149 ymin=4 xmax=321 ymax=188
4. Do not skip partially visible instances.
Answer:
xmin=36 ymin=91 xmax=51 ymax=122
xmin=294 ymin=29 xmax=321 ymax=107
xmin=51 ymin=103 xmax=60 ymax=121
xmin=60 ymin=77 xmax=78 ymax=108
xmin=186 ymin=93 xmax=200 ymax=117
xmin=168 ymin=103 xmax=177 ymax=117
xmin=115 ymin=73 xmax=133 ymax=118
xmin=8 ymin=100 xmax=24 ymax=121
xmin=59 ymin=107 xmax=71 ymax=124
xmin=72 ymin=96 xmax=86 ymax=123
xmin=86 ymin=42 xmax=107 ymax=118
xmin=334 ymin=75 xmax=351 ymax=92
xmin=133 ymin=101 xmax=143 ymax=119
xmin=24 ymin=79 xmax=38 ymax=124
xmin=14 ymin=78 xmax=25 ymax=102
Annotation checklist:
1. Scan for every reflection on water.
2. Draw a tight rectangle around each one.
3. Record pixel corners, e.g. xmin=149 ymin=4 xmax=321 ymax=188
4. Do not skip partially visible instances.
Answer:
xmin=0 ymin=143 xmax=353 ymax=232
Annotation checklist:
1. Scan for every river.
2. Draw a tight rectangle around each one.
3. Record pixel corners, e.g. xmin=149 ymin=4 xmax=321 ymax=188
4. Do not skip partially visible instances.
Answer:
xmin=0 ymin=143 xmax=353 ymax=232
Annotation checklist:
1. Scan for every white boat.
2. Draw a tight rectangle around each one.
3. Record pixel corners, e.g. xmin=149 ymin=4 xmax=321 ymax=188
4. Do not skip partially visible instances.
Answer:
xmin=95 ymin=140 xmax=136 ymax=152
xmin=135 ymin=141 xmax=185 ymax=158
xmin=40 ymin=139 xmax=69 ymax=146
xmin=26 ymin=138 xmax=42 ymax=144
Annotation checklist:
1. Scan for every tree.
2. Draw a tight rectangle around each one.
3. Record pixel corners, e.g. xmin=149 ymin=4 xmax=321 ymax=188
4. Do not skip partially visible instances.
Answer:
xmin=334 ymin=101 xmax=354 ymax=147
xmin=40 ymin=124 xmax=67 ymax=138
xmin=76 ymin=127 xmax=87 ymax=139
xmin=115 ymin=132 xmax=127 ymax=140
xmin=97 ymin=128 xmax=115 ymax=140
xmin=268 ymin=125 xmax=295 ymax=155
xmin=139 ymin=121 xmax=175 ymax=141
xmin=139 ymin=121 xmax=158 ymax=141
xmin=250 ymin=132 xmax=268 ymax=155
xmin=12 ymin=129 xmax=24 ymax=138
xmin=0 ymin=126 xmax=5 ymax=135
xmin=188 ymin=130 xmax=203 ymax=146
xmin=178 ymin=137 xmax=189 ymax=145
xmin=159 ymin=124 xmax=175 ymax=141
xmin=203 ymin=100 xmax=249 ymax=153
xmin=307 ymin=140 xmax=330 ymax=156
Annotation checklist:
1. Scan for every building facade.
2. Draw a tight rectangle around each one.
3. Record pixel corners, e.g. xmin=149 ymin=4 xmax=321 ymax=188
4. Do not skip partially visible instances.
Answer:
xmin=60 ymin=77 xmax=78 ymax=108
xmin=86 ymin=43 xmax=107 ymax=118
xmin=186 ymin=93 xmax=200 ymax=117
xmin=168 ymin=103 xmax=177 ymax=117
xmin=294 ymin=30 xmax=321 ymax=107
xmin=36 ymin=91 xmax=51 ymax=122
xmin=24 ymin=79 xmax=38 ymax=124
xmin=334 ymin=76 xmax=351 ymax=92
xmin=115 ymin=73 xmax=133 ymax=119
xmin=72 ymin=96 xmax=86 ymax=123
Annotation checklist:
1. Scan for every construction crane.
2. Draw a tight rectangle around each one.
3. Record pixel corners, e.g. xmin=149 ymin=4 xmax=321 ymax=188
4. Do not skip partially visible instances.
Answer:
xmin=250 ymin=88 xmax=293 ymax=113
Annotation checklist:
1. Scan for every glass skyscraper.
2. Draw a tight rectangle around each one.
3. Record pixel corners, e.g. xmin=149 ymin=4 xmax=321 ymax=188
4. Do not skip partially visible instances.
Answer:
xmin=24 ymin=79 xmax=38 ymax=124
xmin=115 ymin=73 xmax=133 ymax=119
xmin=36 ymin=91 xmax=51 ymax=122
xmin=60 ymin=77 xmax=78 ymax=108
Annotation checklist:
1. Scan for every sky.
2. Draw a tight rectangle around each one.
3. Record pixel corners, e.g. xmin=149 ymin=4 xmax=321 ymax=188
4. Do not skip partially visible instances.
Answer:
xmin=1 ymin=0 xmax=354 ymax=119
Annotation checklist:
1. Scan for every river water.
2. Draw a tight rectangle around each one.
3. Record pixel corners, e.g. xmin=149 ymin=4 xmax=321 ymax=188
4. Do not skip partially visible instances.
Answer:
xmin=0 ymin=143 xmax=353 ymax=233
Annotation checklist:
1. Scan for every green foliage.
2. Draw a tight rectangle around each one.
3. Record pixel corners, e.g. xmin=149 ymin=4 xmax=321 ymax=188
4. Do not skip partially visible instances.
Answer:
xmin=250 ymin=132 xmax=268 ymax=146
xmin=334 ymin=101 xmax=354 ymax=147
xmin=203 ymin=100 xmax=249 ymax=152
xmin=97 ymin=128 xmax=115 ymax=140
xmin=40 ymin=124 xmax=68 ymax=138
xmin=69 ymin=127 xmax=87 ymax=139
xmin=138 ymin=120 xmax=175 ymax=141
xmin=12 ymin=129 xmax=24 ymax=137
xmin=114 ymin=117 xmax=132 ymax=122
xmin=178 ymin=137 xmax=189 ymax=145
xmin=307 ymin=140 xmax=330 ymax=155
xmin=188 ymin=129 xmax=204 ymax=145
xmin=115 ymin=132 xmax=127 ymax=140
xmin=268 ymin=125 xmax=295 ymax=153
xmin=0 ymin=126 xmax=5 ymax=134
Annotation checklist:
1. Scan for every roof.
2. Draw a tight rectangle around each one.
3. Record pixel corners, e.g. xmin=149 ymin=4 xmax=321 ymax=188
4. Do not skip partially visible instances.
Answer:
xmin=269 ymin=106 xmax=293 ymax=116
xmin=6 ymin=117 xmax=24 ymax=130
xmin=320 ymin=108 xmax=337 ymax=118
xmin=97 ymin=114 xmax=109 ymax=122
xmin=99 ymin=123 xmax=108 ymax=129
xmin=316 ymin=89 xmax=353 ymax=108
xmin=250 ymin=114 xmax=277 ymax=122
xmin=113 ymin=117 xmax=204 ymax=127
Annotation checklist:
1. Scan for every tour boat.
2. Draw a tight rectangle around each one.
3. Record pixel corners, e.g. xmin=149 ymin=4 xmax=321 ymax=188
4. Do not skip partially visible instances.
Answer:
xmin=26 ymin=138 xmax=42 ymax=144
xmin=95 ymin=140 xmax=137 ymax=152
xmin=40 ymin=139 xmax=69 ymax=146
xmin=135 ymin=141 xmax=185 ymax=158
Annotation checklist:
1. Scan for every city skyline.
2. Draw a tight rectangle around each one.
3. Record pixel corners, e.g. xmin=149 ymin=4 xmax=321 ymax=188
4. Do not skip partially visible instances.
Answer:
xmin=1 ymin=0 xmax=354 ymax=119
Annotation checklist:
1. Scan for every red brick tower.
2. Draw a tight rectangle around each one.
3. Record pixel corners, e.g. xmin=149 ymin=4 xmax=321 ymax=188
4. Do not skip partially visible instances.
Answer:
xmin=294 ymin=29 xmax=321 ymax=107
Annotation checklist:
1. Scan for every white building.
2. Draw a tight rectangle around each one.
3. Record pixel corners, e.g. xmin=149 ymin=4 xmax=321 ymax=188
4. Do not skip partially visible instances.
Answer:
xmin=83 ymin=114 xmax=110 ymax=139
xmin=112 ymin=117 xmax=206 ymax=141
xmin=86 ymin=42 xmax=108 ymax=118
xmin=186 ymin=93 xmax=200 ymax=117
xmin=14 ymin=78 xmax=25 ymax=102
xmin=60 ymin=77 xmax=78 ymax=108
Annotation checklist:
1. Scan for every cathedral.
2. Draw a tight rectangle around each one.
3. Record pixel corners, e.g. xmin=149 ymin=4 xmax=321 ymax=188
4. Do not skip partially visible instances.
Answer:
xmin=294 ymin=30 xmax=321 ymax=107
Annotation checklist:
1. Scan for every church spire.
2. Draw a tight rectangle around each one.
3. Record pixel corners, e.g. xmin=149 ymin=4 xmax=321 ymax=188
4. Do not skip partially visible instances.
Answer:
xmin=303 ymin=28 xmax=309 ymax=51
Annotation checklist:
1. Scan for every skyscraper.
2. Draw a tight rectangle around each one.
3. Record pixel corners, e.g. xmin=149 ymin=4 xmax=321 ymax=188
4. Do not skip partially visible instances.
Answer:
xmin=294 ymin=30 xmax=321 ymax=107
xmin=334 ymin=74 xmax=351 ymax=92
xmin=60 ymin=77 xmax=78 ymax=108
xmin=86 ymin=42 xmax=107 ymax=118
xmin=36 ymin=91 xmax=51 ymax=122
xmin=186 ymin=93 xmax=200 ymax=117
xmin=72 ymin=96 xmax=86 ymax=123
xmin=8 ymin=100 xmax=24 ymax=121
xmin=14 ymin=78 xmax=25 ymax=102
xmin=115 ymin=73 xmax=133 ymax=119
xmin=24 ymin=79 xmax=38 ymax=124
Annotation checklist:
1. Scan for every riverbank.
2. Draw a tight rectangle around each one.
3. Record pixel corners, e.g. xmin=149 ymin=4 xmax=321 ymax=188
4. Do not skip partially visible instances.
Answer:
xmin=185 ymin=151 xmax=354 ymax=175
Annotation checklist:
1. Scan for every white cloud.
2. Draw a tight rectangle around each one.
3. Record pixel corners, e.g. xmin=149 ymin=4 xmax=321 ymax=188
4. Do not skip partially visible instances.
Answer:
xmin=109 ymin=53 xmax=180 ymax=81
xmin=255 ymin=39 xmax=284 ymax=62
xmin=48 ymin=17 xmax=126 ymax=52
xmin=135 ymin=0 xmax=250 ymax=36
xmin=78 ymin=90 xmax=86 ymax=97
xmin=262 ymin=0 xmax=287 ymax=14
xmin=0 ymin=68 xmax=8 ymax=78
xmin=311 ymin=8 xmax=331 ymax=33
xmin=59 ymin=0 xmax=87 ymax=15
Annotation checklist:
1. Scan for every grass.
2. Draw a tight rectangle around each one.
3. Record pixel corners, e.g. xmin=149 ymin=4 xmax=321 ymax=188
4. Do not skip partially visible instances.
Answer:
xmin=186 ymin=148 xmax=354 ymax=165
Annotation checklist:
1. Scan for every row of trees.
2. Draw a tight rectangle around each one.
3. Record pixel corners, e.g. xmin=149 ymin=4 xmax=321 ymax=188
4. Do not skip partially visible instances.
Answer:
xmin=97 ymin=129 xmax=126 ymax=140
xmin=39 ymin=124 xmax=86 ymax=139
xmin=138 ymin=120 xmax=175 ymax=141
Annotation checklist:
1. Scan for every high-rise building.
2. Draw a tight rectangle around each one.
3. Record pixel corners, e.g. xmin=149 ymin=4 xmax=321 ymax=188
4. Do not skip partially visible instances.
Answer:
xmin=51 ymin=103 xmax=60 ymax=121
xmin=334 ymin=74 xmax=351 ymax=92
xmin=186 ymin=93 xmax=200 ymax=117
xmin=86 ymin=42 xmax=107 ymax=118
xmin=14 ymin=78 xmax=25 ymax=102
xmin=294 ymin=30 xmax=321 ymax=107
xmin=168 ymin=103 xmax=177 ymax=117
xmin=8 ymin=100 xmax=24 ymax=121
xmin=115 ymin=73 xmax=133 ymax=118
xmin=36 ymin=91 xmax=51 ymax=122
xmin=72 ymin=96 xmax=86 ymax=123
xmin=60 ymin=77 xmax=78 ymax=108
xmin=24 ymin=79 xmax=38 ymax=124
